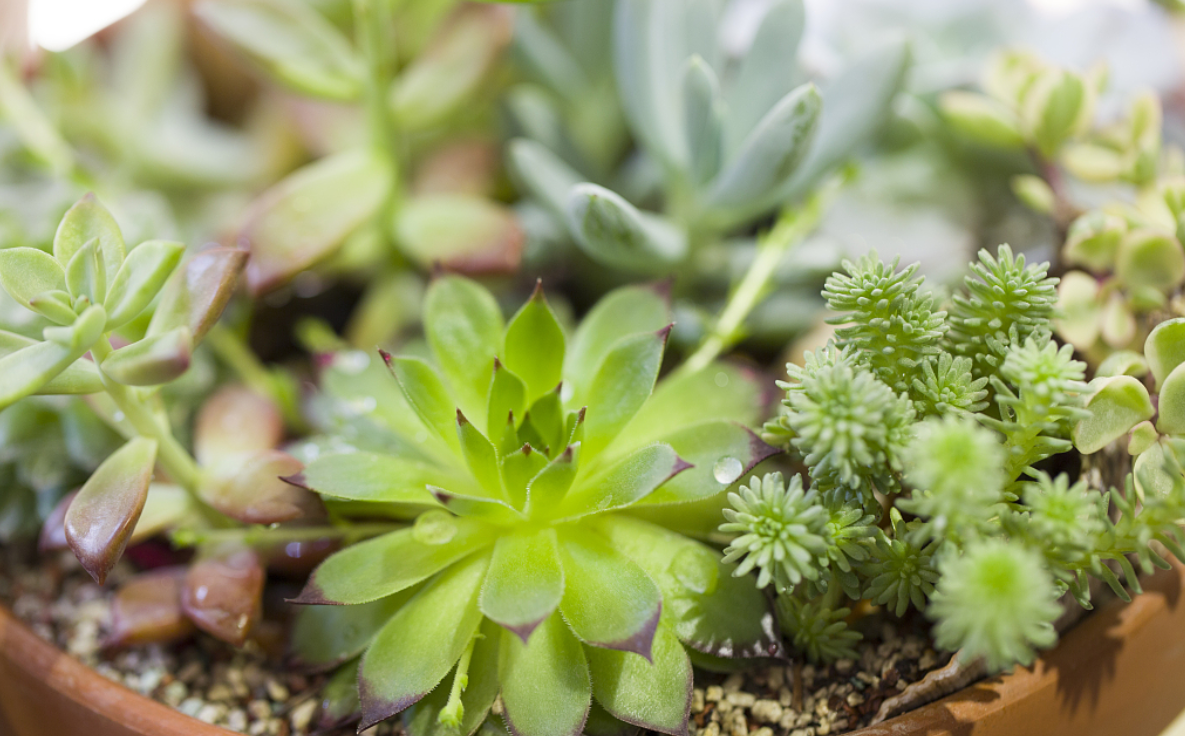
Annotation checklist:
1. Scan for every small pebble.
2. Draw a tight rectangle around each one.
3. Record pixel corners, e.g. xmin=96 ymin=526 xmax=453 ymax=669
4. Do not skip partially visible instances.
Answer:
xmin=289 ymin=698 xmax=317 ymax=732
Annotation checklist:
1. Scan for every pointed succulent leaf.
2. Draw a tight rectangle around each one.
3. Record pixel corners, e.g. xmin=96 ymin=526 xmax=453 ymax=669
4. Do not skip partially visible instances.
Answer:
xmin=65 ymin=239 xmax=106 ymax=305
xmin=1145 ymin=318 xmax=1185 ymax=389
xmin=1158 ymin=362 xmax=1185 ymax=436
xmin=487 ymin=361 xmax=528 ymax=451
xmin=201 ymin=449 xmax=322 ymax=524
xmin=591 ymin=516 xmax=781 ymax=659
xmin=106 ymin=567 xmax=194 ymax=648
xmin=317 ymin=660 xmax=362 ymax=731
xmin=180 ymin=545 xmax=265 ymax=646
xmin=558 ymin=443 xmax=687 ymax=520
xmin=507 ymin=138 xmax=585 ymax=220
xmin=195 ymin=0 xmax=363 ymax=100
xmin=681 ymin=56 xmax=724 ymax=185
xmin=502 ymin=444 xmax=550 ymax=507
xmin=504 ymin=283 xmax=565 ymax=404
xmin=564 ymin=284 xmax=670 ymax=409
xmin=28 ymin=290 xmax=77 ymax=325
xmin=566 ymin=184 xmax=687 ymax=272
xmin=359 ymin=552 xmax=489 ymax=730
xmin=480 ymin=528 xmax=564 ymax=642
xmin=706 ymin=83 xmax=820 ymax=213
xmin=64 ymin=437 xmax=157 ymax=585
xmin=724 ymin=0 xmax=806 ymax=153
xmin=194 ymin=385 xmax=283 ymax=466
xmin=586 ymin=623 xmax=693 ymax=736
xmin=524 ymin=388 xmax=565 ymax=457
xmin=147 ymin=246 xmax=246 ymax=344
xmin=583 ymin=327 xmax=670 ymax=457
xmin=498 ymin=612 xmax=591 ymax=736
xmin=1073 ymin=377 xmax=1155 ymax=454
xmin=0 ymin=330 xmax=102 ymax=397
xmin=431 ymin=487 xmax=524 ymax=523
xmin=0 ymin=247 xmax=67 ymax=311
xmin=241 ymin=150 xmax=391 ymax=295
xmin=53 ymin=194 xmax=125 ymax=281
xmin=383 ymin=353 xmax=463 ymax=456
xmin=395 ymin=194 xmax=524 ymax=275
xmin=425 ymin=276 xmax=504 ymax=426
xmin=99 ymin=327 xmax=192 ymax=386
xmin=524 ymin=446 xmax=577 ymax=515
xmin=297 ymin=452 xmax=459 ymax=505
xmin=558 ymin=530 xmax=662 ymax=659
xmin=636 ymin=422 xmax=779 ymax=505
xmin=457 ymin=411 xmax=506 ymax=499
xmin=103 ymin=240 xmax=185 ymax=330
xmin=293 ymin=522 xmax=494 ymax=605
xmin=290 ymin=591 xmax=413 ymax=671
xmin=1115 ymin=229 xmax=1185 ymax=291
xmin=42 ymin=303 xmax=106 ymax=352
xmin=402 ymin=621 xmax=501 ymax=736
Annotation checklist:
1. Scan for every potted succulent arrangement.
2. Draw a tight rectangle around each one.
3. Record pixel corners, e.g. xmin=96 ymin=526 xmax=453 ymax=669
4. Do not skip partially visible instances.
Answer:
xmin=3 ymin=1 xmax=1185 ymax=736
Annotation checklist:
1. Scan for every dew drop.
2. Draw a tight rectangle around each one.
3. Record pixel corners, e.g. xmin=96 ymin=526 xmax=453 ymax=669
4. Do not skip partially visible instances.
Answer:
xmin=669 ymin=547 xmax=718 ymax=596
xmin=713 ymin=456 xmax=743 ymax=485
xmin=413 ymin=511 xmax=457 ymax=546
xmin=714 ymin=371 xmax=729 ymax=388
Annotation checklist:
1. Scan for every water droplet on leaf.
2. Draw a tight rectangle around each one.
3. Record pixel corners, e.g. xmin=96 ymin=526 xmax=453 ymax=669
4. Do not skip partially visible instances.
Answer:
xmin=669 ymin=546 xmax=718 ymax=595
xmin=413 ymin=511 xmax=457 ymax=545
xmin=713 ymin=456 xmax=743 ymax=485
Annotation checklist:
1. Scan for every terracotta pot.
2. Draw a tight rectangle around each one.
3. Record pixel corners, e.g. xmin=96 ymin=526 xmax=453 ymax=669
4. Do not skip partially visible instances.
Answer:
xmin=1 ymin=561 xmax=1184 ymax=736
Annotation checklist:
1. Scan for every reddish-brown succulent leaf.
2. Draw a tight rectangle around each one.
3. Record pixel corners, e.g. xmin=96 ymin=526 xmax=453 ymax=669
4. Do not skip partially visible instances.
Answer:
xmin=64 ymin=438 xmax=157 ymax=585
xmin=181 ymin=545 xmax=265 ymax=646
xmin=199 ymin=449 xmax=323 ymax=524
xmin=39 ymin=489 xmax=77 ymax=552
xmin=412 ymin=139 xmax=499 ymax=197
xmin=105 ymin=567 xmax=194 ymax=648
xmin=147 ymin=246 xmax=247 ymax=344
xmin=194 ymin=384 xmax=284 ymax=465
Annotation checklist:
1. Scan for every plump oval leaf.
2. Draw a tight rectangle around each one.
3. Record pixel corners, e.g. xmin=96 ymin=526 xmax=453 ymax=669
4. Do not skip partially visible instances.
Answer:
xmin=1115 ymin=229 xmax=1185 ymax=291
xmin=566 ymin=184 xmax=687 ymax=273
xmin=1073 ymin=376 xmax=1155 ymax=454
xmin=180 ymin=545 xmax=265 ymax=646
xmin=507 ymin=138 xmax=584 ymax=219
xmin=0 ymin=330 xmax=102 ymax=398
xmin=194 ymin=385 xmax=283 ymax=466
xmin=106 ymin=567 xmax=194 ymax=648
xmin=1145 ymin=318 xmax=1185 ymax=389
xmin=53 ymin=194 xmax=125 ymax=281
xmin=64 ymin=437 xmax=157 ymax=585
xmin=498 ymin=612 xmax=591 ymax=736
xmin=201 ymin=449 xmax=323 ymax=524
xmin=99 ymin=327 xmax=193 ymax=386
xmin=395 ymin=194 xmax=524 ymax=276
xmin=104 ymin=240 xmax=185 ymax=330
xmin=0 ymin=247 xmax=67 ymax=311
xmin=480 ymin=528 xmax=564 ymax=642
xmin=681 ymin=56 xmax=723 ymax=185
xmin=147 ymin=246 xmax=246 ymax=344
xmin=724 ymin=0 xmax=805 ymax=154
xmin=359 ymin=552 xmax=489 ymax=730
xmin=1158 ymin=362 xmax=1185 ymax=436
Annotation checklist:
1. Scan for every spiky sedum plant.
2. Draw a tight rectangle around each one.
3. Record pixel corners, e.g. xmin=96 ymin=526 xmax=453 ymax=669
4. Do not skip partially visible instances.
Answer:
xmin=740 ymin=246 xmax=1185 ymax=671
xmin=287 ymin=276 xmax=781 ymax=736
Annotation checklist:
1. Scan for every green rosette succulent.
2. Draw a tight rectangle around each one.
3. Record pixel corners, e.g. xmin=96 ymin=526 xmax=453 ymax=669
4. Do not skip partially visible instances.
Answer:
xmin=289 ymin=276 xmax=781 ymax=735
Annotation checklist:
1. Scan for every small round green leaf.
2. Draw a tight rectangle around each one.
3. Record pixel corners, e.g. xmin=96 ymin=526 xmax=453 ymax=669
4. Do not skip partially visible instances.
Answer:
xmin=1073 ymin=376 xmax=1154 ymax=454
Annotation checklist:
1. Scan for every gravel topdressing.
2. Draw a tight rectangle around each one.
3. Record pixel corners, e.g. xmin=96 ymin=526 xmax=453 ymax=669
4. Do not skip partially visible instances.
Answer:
xmin=0 ymin=546 xmax=953 ymax=736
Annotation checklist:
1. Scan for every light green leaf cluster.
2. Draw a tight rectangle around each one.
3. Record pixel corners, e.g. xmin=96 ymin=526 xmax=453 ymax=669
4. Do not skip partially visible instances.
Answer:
xmin=292 ymin=276 xmax=782 ymax=736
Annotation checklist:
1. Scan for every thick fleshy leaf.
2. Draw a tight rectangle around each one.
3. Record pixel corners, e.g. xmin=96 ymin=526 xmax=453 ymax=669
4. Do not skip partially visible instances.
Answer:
xmin=1097 ymin=350 xmax=1148 ymax=379
xmin=201 ymin=449 xmax=322 ymax=524
xmin=296 ymin=452 xmax=457 ymax=505
xmin=53 ymin=194 xmax=125 ymax=281
xmin=1157 ymin=362 xmax=1185 ymax=436
xmin=395 ymin=194 xmax=523 ymax=275
xmin=241 ymin=149 xmax=391 ymax=295
xmin=586 ymin=623 xmax=692 ymax=736
xmin=147 ymin=246 xmax=247 ymax=344
xmin=1134 ymin=441 xmax=1176 ymax=500
xmin=525 ymin=446 xmax=577 ymax=515
xmin=523 ymin=388 xmax=565 ymax=456
xmin=636 ymin=422 xmax=779 ymax=505
xmin=724 ymin=0 xmax=804 ymax=150
xmin=566 ymin=184 xmax=687 ymax=272
xmin=293 ymin=521 xmax=494 ymax=605
xmin=504 ymin=283 xmax=565 ymax=404
xmin=390 ymin=5 xmax=513 ymax=131
xmin=480 ymin=528 xmax=564 ymax=642
xmin=99 ymin=328 xmax=193 ymax=386
xmin=1022 ymin=68 xmax=1090 ymax=157
xmin=359 ymin=552 xmax=489 ymax=730
xmin=558 ymin=443 xmax=688 ymax=520
xmin=1145 ymin=318 xmax=1185 ymax=388
xmin=317 ymin=660 xmax=362 ymax=731
xmin=290 ymin=592 xmax=413 ymax=671
xmin=681 ymin=56 xmax=723 ymax=185
xmin=129 ymin=484 xmax=195 ymax=544
xmin=1054 ymin=270 xmax=1102 ymax=350
xmin=1115 ymin=229 xmax=1185 ymax=291
xmin=103 ymin=240 xmax=185 ymax=330
xmin=425 ymin=276 xmax=504 ymax=427
xmin=499 ymin=612 xmax=591 ymax=736
xmin=402 ymin=618 xmax=502 ymax=736
xmin=507 ymin=138 xmax=584 ymax=219
xmin=939 ymin=91 xmax=1024 ymax=149
xmin=1073 ymin=377 xmax=1155 ymax=454
xmin=180 ymin=545 xmax=265 ymax=646
xmin=582 ymin=328 xmax=670 ymax=457
xmin=431 ymin=487 xmax=523 ymax=524
xmin=194 ymin=385 xmax=283 ymax=466
xmin=64 ymin=437 xmax=157 ymax=585
xmin=1129 ymin=421 xmax=1159 ymax=456
xmin=65 ymin=237 xmax=107 ymax=307
xmin=564 ymin=284 xmax=670 ymax=408
xmin=591 ymin=515 xmax=781 ymax=659
xmin=1064 ymin=211 xmax=1125 ymax=273
xmin=487 ymin=361 xmax=528 ymax=451
xmin=502 ymin=444 xmax=550 ymax=507
xmin=0 ymin=247 xmax=67 ymax=311
xmin=557 ymin=529 xmax=662 ymax=658
xmin=706 ymin=83 xmax=820 ymax=213
xmin=457 ymin=411 xmax=505 ymax=499
xmin=106 ymin=567 xmax=194 ymax=648
xmin=0 ymin=330 xmax=102 ymax=396
xmin=0 ymin=308 xmax=105 ymax=409
xmin=28 ymin=289 xmax=77 ymax=325
xmin=195 ymin=0 xmax=363 ymax=100
xmin=382 ymin=352 xmax=462 ymax=456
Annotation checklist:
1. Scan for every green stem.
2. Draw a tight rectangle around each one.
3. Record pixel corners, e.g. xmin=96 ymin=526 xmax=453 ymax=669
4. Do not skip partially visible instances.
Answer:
xmin=439 ymin=633 xmax=478 ymax=727
xmin=680 ymin=174 xmax=846 ymax=375
xmin=171 ymin=522 xmax=402 ymax=549
xmin=90 ymin=338 xmax=203 ymax=494
xmin=353 ymin=0 xmax=402 ymax=221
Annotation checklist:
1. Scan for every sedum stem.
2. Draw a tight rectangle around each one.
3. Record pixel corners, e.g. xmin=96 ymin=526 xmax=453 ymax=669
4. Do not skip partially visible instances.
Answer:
xmin=170 ymin=522 xmax=402 ymax=549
